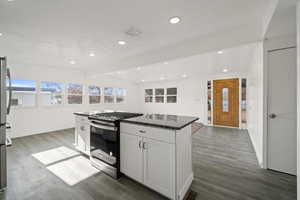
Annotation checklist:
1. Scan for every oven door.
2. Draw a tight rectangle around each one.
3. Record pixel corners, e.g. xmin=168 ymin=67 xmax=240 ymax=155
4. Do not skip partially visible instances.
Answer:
xmin=90 ymin=121 xmax=117 ymax=166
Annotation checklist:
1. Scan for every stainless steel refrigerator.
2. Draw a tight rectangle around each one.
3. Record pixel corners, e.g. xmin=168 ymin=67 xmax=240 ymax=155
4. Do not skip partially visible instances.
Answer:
xmin=0 ymin=57 xmax=11 ymax=191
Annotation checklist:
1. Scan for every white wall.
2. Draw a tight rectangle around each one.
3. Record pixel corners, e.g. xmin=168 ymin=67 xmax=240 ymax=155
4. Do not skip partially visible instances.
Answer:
xmin=136 ymin=44 xmax=257 ymax=125
xmin=136 ymin=42 xmax=268 ymax=167
xmin=138 ymin=78 xmax=207 ymax=124
xmin=247 ymin=42 xmax=264 ymax=167
xmin=138 ymin=74 xmax=248 ymax=125
xmin=7 ymin=65 xmax=140 ymax=138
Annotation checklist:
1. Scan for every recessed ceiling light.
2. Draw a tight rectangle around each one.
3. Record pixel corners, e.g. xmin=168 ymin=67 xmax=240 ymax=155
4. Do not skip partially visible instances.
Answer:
xmin=169 ymin=16 xmax=181 ymax=24
xmin=117 ymin=71 xmax=121 ymax=74
xmin=223 ymin=68 xmax=228 ymax=73
xmin=164 ymin=62 xmax=168 ymax=65
xmin=217 ymin=51 xmax=223 ymax=54
xmin=118 ymin=40 xmax=126 ymax=45
xmin=137 ymin=67 xmax=141 ymax=70
xmin=141 ymin=80 xmax=145 ymax=82
xmin=7 ymin=0 xmax=14 ymax=2
xmin=89 ymin=52 xmax=95 ymax=57
xmin=69 ymin=60 xmax=76 ymax=65
xmin=182 ymin=74 xmax=187 ymax=78
xmin=160 ymin=77 xmax=165 ymax=80
xmin=0 ymin=33 xmax=2 ymax=36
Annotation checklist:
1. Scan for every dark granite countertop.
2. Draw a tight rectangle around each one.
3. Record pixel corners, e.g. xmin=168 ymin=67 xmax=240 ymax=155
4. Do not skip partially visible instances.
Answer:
xmin=121 ymin=114 xmax=199 ymax=130
xmin=73 ymin=111 xmax=102 ymax=117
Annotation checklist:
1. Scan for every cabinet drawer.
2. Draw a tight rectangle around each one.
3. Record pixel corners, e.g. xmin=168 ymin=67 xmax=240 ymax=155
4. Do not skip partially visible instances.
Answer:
xmin=75 ymin=115 xmax=89 ymax=125
xmin=120 ymin=123 xmax=175 ymax=143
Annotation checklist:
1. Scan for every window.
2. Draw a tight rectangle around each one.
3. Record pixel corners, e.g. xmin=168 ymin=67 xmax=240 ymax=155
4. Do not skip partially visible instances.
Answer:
xmin=40 ymin=82 xmax=63 ymax=105
xmin=115 ymin=88 xmax=126 ymax=103
xmin=104 ymin=87 xmax=114 ymax=103
xmin=166 ymin=87 xmax=177 ymax=103
xmin=222 ymin=88 xmax=229 ymax=112
xmin=207 ymin=81 xmax=212 ymax=124
xmin=241 ymin=78 xmax=247 ymax=124
xmin=88 ymin=86 xmax=101 ymax=104
xmin=8 ymin=79 xmax=36 ymax=107
xmin=155 ymin=88 xmax=164 ymax=103
xmin=67 ymin=83 xmax=83 ymax=104
xmin=145 ymin=89 xmax=153 ymax=103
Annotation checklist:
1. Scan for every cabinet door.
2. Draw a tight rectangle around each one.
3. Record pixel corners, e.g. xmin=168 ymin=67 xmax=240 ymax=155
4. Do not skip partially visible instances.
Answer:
xmin=120 ymin=133 xmax=143 ymax=183
xmin=77 ymin=123 xmax=87 ymax=151
xmin=143 ymin=138 xmax=175 ymax=199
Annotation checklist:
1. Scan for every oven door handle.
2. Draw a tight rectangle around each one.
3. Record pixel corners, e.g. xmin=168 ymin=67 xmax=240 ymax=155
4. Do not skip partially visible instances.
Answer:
xmin=89 ymin=122 xmax=116 ymax=131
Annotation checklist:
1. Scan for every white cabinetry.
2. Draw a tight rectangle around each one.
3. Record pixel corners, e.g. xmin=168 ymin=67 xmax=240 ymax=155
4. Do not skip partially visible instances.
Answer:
xmin=74 ymin=115 xmax=90 ymax=155
xmin=143 ymin=137 xmax=175 ymax=198
xmin=120 ymin=133 xmax=143 ymax=183
xmin=120 ymin=122 xmax=193 ymax=200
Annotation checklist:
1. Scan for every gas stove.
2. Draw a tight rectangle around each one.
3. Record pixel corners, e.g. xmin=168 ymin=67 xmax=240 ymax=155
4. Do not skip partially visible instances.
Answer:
xmin=88 ymin=112 xmax=143 ymax=122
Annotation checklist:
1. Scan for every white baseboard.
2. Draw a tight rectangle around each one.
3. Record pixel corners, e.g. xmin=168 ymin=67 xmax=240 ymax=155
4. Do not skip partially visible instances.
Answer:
xmin=248 ymin=130 xmax=263 ymax=168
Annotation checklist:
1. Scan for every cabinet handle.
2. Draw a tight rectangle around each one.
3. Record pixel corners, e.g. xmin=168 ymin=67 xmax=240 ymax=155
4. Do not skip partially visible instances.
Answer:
xmin=138 ymin=141 xmax=142 ymax=149
xmin=139 ymin=130 xmax=146 ymax=133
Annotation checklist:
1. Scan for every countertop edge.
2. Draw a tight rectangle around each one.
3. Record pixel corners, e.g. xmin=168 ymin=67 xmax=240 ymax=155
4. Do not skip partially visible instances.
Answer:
xmin=120 ymin=117 xmax=199 ymax=130
xmin=73 ymin=113 xmax=90 ymax=117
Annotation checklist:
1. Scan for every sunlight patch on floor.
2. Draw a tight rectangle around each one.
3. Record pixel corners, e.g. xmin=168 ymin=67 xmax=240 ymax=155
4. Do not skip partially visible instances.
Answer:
xmin=32 ymin=146 xmax=80 ymax=165
xmin=32 ymin=146 xmax=100 ymax=186
xmin=47 ymin=155 xmax=100 ymax=186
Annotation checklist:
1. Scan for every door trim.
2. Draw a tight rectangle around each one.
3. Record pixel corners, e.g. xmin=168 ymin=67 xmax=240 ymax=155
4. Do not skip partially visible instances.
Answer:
xmin=267 ymin=46 xmax=296 ymax=53
xmin=212 ymin=78 xmax=240 ymax=128
xmin=208 ymin=77 xmax=247 ymax=129
xmin=266 ymin=46 xmax=297 ymax=171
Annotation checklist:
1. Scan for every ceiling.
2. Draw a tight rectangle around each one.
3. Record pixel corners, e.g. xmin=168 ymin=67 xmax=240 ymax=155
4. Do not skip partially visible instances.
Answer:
xmin=0 ymin=0 xmax=277 ymax=73
xmin=265 ymin=0 xmax=297 ymax=38
xmin=101 ymin=43 xmax=258 ymax=84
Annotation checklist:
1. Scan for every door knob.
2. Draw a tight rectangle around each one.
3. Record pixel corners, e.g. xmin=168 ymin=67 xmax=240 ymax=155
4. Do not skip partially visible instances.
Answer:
xmin=269 ymin=113 xmax=277 ymax=119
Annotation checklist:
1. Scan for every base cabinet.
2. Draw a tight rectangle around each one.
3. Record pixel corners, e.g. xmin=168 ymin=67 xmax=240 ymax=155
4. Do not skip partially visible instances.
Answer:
xmin=120 ymin=122 xmax=194 ymax=200
xmin=120 ymin=133 xmax=143 ymax=183
xmin=121 ymin=132 xmax=175 ymax=199
xmin=143 ymin=137 xmax=175 ymax=199
xmin=74 ymin=115 xmax=90 ymax=155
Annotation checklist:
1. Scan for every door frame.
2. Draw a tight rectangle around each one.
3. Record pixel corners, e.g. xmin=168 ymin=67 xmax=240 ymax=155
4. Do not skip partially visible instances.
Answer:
xmin=265 ymin=46 xmax=297 ymax=171
xmin=208 ymin=77 xmax=246 ymax=129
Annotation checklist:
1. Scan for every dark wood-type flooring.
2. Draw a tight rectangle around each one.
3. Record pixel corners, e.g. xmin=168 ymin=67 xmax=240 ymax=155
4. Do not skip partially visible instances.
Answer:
xmin=0 ymin=126 xmax=296 ymax=200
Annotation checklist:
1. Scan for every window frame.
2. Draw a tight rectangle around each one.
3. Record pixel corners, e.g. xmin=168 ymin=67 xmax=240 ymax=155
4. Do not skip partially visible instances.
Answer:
xmin=88 ymin=85 xmax=101 ymax=104
xmin=104 ymin=87 xmax=115 ymax=103
xmin=145 ymin=89 xmax=153 ymax=103
xmin=115 ymin=88 xmax=126 ymax=104
xmin=154 ymin=88 xmax=165 ymax=103
xmin=166 ymin=87 xmax=177 ymax=103
xmin=9 ymin=79 xmax=38 ymax=109
xmin=39 ymin=81 xmax=64 ymax=107
xmin=67 ymin=83 xmax=83 ymax=105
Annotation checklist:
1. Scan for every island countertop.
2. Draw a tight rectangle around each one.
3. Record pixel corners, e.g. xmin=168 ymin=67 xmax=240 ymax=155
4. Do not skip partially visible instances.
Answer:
xmin=73 ymin=111 xmax=101 ymax=117
xmin=120 ymin=114 xmax=199 ymax=130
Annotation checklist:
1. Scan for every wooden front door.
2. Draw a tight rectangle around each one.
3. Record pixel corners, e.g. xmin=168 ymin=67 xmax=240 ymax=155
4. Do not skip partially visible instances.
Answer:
xmin=213 ymin=78 xmax=239 ymax=127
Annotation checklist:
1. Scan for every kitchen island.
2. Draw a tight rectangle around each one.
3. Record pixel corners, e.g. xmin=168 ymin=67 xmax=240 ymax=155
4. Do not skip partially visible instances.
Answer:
xmin=73 ymin=112 xmax=198 ymax=200
xmin=120 ymin=114 xmax=198 ymax=200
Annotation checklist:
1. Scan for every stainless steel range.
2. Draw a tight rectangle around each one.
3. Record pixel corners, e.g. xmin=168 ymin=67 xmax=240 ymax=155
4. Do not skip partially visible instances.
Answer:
xmin=88 ymin=112 xmax=142 ymax=179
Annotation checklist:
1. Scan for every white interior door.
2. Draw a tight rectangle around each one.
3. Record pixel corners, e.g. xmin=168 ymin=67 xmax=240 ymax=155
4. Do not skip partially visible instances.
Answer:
xmin=267 ymin=47 xmax=297 ymax=175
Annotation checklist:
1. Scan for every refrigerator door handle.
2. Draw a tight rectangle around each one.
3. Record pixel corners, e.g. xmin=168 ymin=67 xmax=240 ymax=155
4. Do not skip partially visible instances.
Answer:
xmin=6 ymin=68 xmax=12 ymax=115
